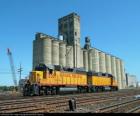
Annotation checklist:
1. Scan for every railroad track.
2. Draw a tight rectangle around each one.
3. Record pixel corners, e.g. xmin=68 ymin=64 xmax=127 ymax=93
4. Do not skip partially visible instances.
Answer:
xmin=127 ymin=106 xmax=140 ymax=113
xmin=0 ymin=89 xmax=140 ymax=113
xmin=10 ymin=96 xmax=129 ymax=113
xmin=96 ymin=99 xmax=140 ymax=113
xmin=0 ymin=95 xmax=117 ymax=113
xmin=0 ymin=91 xmax=123 ymax=106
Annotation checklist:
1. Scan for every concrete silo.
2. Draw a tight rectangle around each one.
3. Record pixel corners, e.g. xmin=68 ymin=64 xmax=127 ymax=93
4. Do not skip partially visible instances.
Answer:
xmin=76 ymin=44 xmax=81 ymax=68
xmin=88 ymin=49 xmax=93 ymax=71
xmin=52 ymin=40 xmax=59 ymax=65
xmin=99 ymin=52 xmax=106 ymax=73
xmin=83 ymin=50 xmax=88 ymax=71
xmin=92 ymin=48 xmax=100 ymax=72
xmin=116 ymin=58 xmax=122 ymax=89
xmin=59 ymin=41 xmax=66 ymax=67
xmin=66 ymin=45 xmax=73 ymax=68
xmin=33 ymin=35 xmax=52 ymax=69
xmin=80 ymin=49 xmax=84 ymax=68
xmin=105 ymin=54 xmax=112 ymax=74
xmin=120 ymin=60 xmax=126 ymax=89
xmin=41 ymin=37 xmax=52 ymax=66
xmin=111 ymin=56 xmax=117 ymax=81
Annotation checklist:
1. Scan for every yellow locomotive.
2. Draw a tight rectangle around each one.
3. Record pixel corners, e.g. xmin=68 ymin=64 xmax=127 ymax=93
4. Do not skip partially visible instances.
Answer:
xmin=23 ymin=64 xmax=118 ymax=96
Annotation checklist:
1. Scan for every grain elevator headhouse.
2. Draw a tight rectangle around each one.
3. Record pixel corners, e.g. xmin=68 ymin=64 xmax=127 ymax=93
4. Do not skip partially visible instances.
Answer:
xmin=58 ymin=13 xmax=81 ymax=68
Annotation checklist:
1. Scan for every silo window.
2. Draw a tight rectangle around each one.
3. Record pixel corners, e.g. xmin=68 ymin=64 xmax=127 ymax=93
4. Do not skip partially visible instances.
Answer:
xmin=75 ymin=32 xmax=77 ymax=36
xmin=102 ymin=73 xmax=106 ymax=77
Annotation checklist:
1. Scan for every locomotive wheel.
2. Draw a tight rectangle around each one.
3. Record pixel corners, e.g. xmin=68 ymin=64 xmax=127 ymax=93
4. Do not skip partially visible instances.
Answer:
xmin=77 ymin=86 xmax=82 ymax=93
xmin=51 ymin=87 xmax=56 ymax=95
xmin=56 ymin=87 xmax=60 ymax=94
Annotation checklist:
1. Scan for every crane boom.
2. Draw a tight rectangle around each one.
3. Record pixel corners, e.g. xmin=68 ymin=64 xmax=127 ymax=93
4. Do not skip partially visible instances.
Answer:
xmin=7 ymin=48 xmax=17 ymax=86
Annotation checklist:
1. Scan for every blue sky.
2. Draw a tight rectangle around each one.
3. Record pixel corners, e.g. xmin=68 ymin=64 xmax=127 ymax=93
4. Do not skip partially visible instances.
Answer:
xmin=0 ymin=0 xmax=140 ymax=86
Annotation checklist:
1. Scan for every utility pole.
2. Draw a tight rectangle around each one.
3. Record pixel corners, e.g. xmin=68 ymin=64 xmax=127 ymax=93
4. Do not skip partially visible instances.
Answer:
xmin=18 ymin=63 xmax=23 ymax=92
xmin=18 ymin=63 xmax=23 ymax=81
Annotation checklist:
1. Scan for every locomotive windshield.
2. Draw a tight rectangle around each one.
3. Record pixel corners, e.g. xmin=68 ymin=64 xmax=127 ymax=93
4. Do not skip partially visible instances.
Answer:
xmin=35 ymin=63 xmax=47 ymax=71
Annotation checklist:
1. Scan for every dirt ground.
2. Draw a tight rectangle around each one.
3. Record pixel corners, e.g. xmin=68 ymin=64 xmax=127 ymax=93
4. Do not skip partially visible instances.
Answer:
xmin=0 ymin=91 xmax=22 ymax=100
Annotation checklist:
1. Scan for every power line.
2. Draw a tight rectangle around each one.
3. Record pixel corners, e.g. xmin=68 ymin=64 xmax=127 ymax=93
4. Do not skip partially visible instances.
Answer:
xmin=0 ymin=72 xmax=28 ymax=75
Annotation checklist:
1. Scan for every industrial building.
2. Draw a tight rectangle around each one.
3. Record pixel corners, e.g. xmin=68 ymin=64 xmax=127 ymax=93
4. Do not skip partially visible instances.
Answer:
xmin=33 ymin=12 xmax=126 ymax=89
xmin=126 ymin=73 xmax=137 ymax=88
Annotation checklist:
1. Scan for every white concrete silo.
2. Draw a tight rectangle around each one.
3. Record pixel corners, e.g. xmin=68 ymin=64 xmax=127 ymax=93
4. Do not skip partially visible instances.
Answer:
xmin=116 ymin=58 xmax=122 ymax=89
xmin=105 ymin=54 xmax=112 ymax=74
xmin=52 ymin=40 xmax=59 ymax=65
xmin=99 ymin=52 xmax=106 ymax=73
xmin=33 ymin=36 xmax=52 ymax=68
xmin=120 ymin=60 xmax=126 ymax=89
xmin=41 ymin=37 xmax=52 ymax=65
xmin=33 ymin=38 xmax=44 ymax=69
xmin=59 ymin=41 xmax=66 ymax=67
xmin=92 ymin=48 xmax=100 ymax=72
xmin=76 ymin=44 xmax=81 ymax=68
xmin=88 ymin=49 xmax=93 ymax=71
xmin=111 ymin=56 xmax=117 ymax=81
xmin=80 ymin=49 xmax=84 ymax=68
xmin=66 ymin=45 xmax=73 ymax=68
xmin=83 ymin=50 xmax=88 ymax=71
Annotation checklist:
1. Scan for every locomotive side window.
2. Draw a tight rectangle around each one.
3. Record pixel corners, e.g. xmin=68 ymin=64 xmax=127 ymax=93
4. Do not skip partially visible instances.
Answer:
xmin=102 ymin=73 xmax=106 ymax=77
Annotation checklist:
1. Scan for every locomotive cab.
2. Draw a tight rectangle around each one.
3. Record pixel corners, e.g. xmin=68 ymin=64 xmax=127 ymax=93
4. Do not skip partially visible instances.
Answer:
xmin=23 ymin=64 xmax=54 ymax=96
